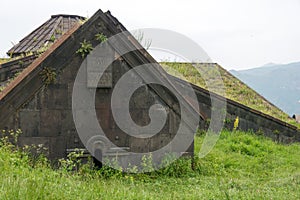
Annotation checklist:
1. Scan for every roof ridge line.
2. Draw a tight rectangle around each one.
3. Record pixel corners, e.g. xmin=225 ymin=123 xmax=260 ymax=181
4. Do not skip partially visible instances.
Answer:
xmin=51 ymin=14 xmax=85 ymax=19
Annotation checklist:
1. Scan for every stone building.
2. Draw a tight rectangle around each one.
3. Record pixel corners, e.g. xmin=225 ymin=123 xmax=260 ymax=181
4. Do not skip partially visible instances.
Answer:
xmin=0 ymin=10 xmax=299 ymax=168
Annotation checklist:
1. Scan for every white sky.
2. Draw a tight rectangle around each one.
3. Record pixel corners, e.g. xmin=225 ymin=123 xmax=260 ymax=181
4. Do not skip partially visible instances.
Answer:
xmin=0 ymin=0 xmax=300 ymax=70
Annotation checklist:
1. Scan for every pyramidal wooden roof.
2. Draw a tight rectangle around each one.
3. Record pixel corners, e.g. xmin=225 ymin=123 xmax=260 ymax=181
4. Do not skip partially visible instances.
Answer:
xmin=7 ymin=14 xmax=85 ymax=58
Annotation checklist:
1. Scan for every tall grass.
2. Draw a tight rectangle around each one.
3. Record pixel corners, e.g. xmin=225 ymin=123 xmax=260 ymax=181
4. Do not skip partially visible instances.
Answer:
xmin=0 ymin=130 xmax=299 ymax=199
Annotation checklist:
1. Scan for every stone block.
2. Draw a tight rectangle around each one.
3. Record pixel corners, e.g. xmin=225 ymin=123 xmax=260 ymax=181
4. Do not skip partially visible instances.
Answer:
xmin=19 ymin=110 xmax=40 ymax=137
xmin=40 ymin=109 xmax=62 ymax=137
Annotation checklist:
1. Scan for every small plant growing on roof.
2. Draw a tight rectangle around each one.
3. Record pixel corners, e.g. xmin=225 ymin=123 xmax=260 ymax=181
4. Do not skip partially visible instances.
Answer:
xmin=76 ymin=39 xmax=93 ymax=58
xmin=0 ymin=71 xmax=23 ymax=92
xmin=49 ymin=34 xmax=56 ymax=42
xmin=36 ymin=42 xmax=52 ymax=55
xmin=55 ymin=29 xmax=63 ymax=35
xmin=95 ymin=33 xmax=107 ymax=42
xmin=18 ymin=60 xmax=24 ymax=67
xmin=0 ymin=85 xmax=5 ymax=93
xmin=79 ymin=17 xmax=89 ymax=25
xmin=40 ymin=67 xmax=57 ymax=85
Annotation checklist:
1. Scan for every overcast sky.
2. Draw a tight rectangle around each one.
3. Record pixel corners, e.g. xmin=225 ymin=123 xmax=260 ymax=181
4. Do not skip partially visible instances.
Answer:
xmin=1 ymin=0 xmax=300 ymax=70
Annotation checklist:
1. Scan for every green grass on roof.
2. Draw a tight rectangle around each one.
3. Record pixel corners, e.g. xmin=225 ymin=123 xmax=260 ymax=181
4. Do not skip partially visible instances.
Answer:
xmin=0 ymin=58 xmax=11 ymax=64
xmin=160 ymin=62 xmax=299 ymax=128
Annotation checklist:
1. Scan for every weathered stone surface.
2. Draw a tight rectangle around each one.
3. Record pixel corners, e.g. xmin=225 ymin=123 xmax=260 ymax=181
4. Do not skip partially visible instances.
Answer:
xmin=181 ymin=76 xmax=299 ymax=142
xmin=41 ymin=84 xmax=69 ymax=110
xmin=19 ymin=110 xmax=40 ymax=137
xmin=0 ymin=9 xmax=299 ymax=164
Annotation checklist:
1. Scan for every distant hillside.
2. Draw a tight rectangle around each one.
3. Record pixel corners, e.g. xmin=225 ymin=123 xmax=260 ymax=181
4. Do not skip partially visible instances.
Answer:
xmin=230 ymin=62 xmax=300 ymax=116
xmin=160 ymin=62 xmax=298 ymax=128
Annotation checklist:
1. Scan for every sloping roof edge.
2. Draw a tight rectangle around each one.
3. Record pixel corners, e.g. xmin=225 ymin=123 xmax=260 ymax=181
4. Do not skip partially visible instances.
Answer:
xmin=0 ymin=9 xmax=204 ymax=130
xmin=0 ymin=23 xmax=81 ymax=101
xmin=170 ymin=75 xmax=298 ymax=131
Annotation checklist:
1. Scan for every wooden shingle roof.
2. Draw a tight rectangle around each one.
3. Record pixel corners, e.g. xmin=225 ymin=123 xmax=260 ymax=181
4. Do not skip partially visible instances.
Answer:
xmin=7 ymin=14 xmax=85 ymax=58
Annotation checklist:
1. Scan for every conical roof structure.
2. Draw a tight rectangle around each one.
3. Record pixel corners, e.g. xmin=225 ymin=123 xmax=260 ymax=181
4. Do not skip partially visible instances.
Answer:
xmin=7 ymin=14 xmax=85 ymax=58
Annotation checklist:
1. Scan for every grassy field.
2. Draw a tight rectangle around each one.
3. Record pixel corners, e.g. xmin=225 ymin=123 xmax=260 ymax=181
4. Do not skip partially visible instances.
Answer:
xmin=160 ymin=62 xmax=299 ymax=128
xmin=1 ymin=130 xmax=299 ymax=199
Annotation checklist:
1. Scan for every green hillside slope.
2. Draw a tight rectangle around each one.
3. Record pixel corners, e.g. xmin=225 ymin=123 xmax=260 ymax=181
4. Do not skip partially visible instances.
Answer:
xmin=160 ymin=62 xmax=299 ymax=128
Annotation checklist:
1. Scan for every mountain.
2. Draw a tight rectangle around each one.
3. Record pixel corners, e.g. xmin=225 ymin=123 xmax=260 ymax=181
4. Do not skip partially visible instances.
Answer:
xmin=230 ymin=62 xmax=300 ymax=116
